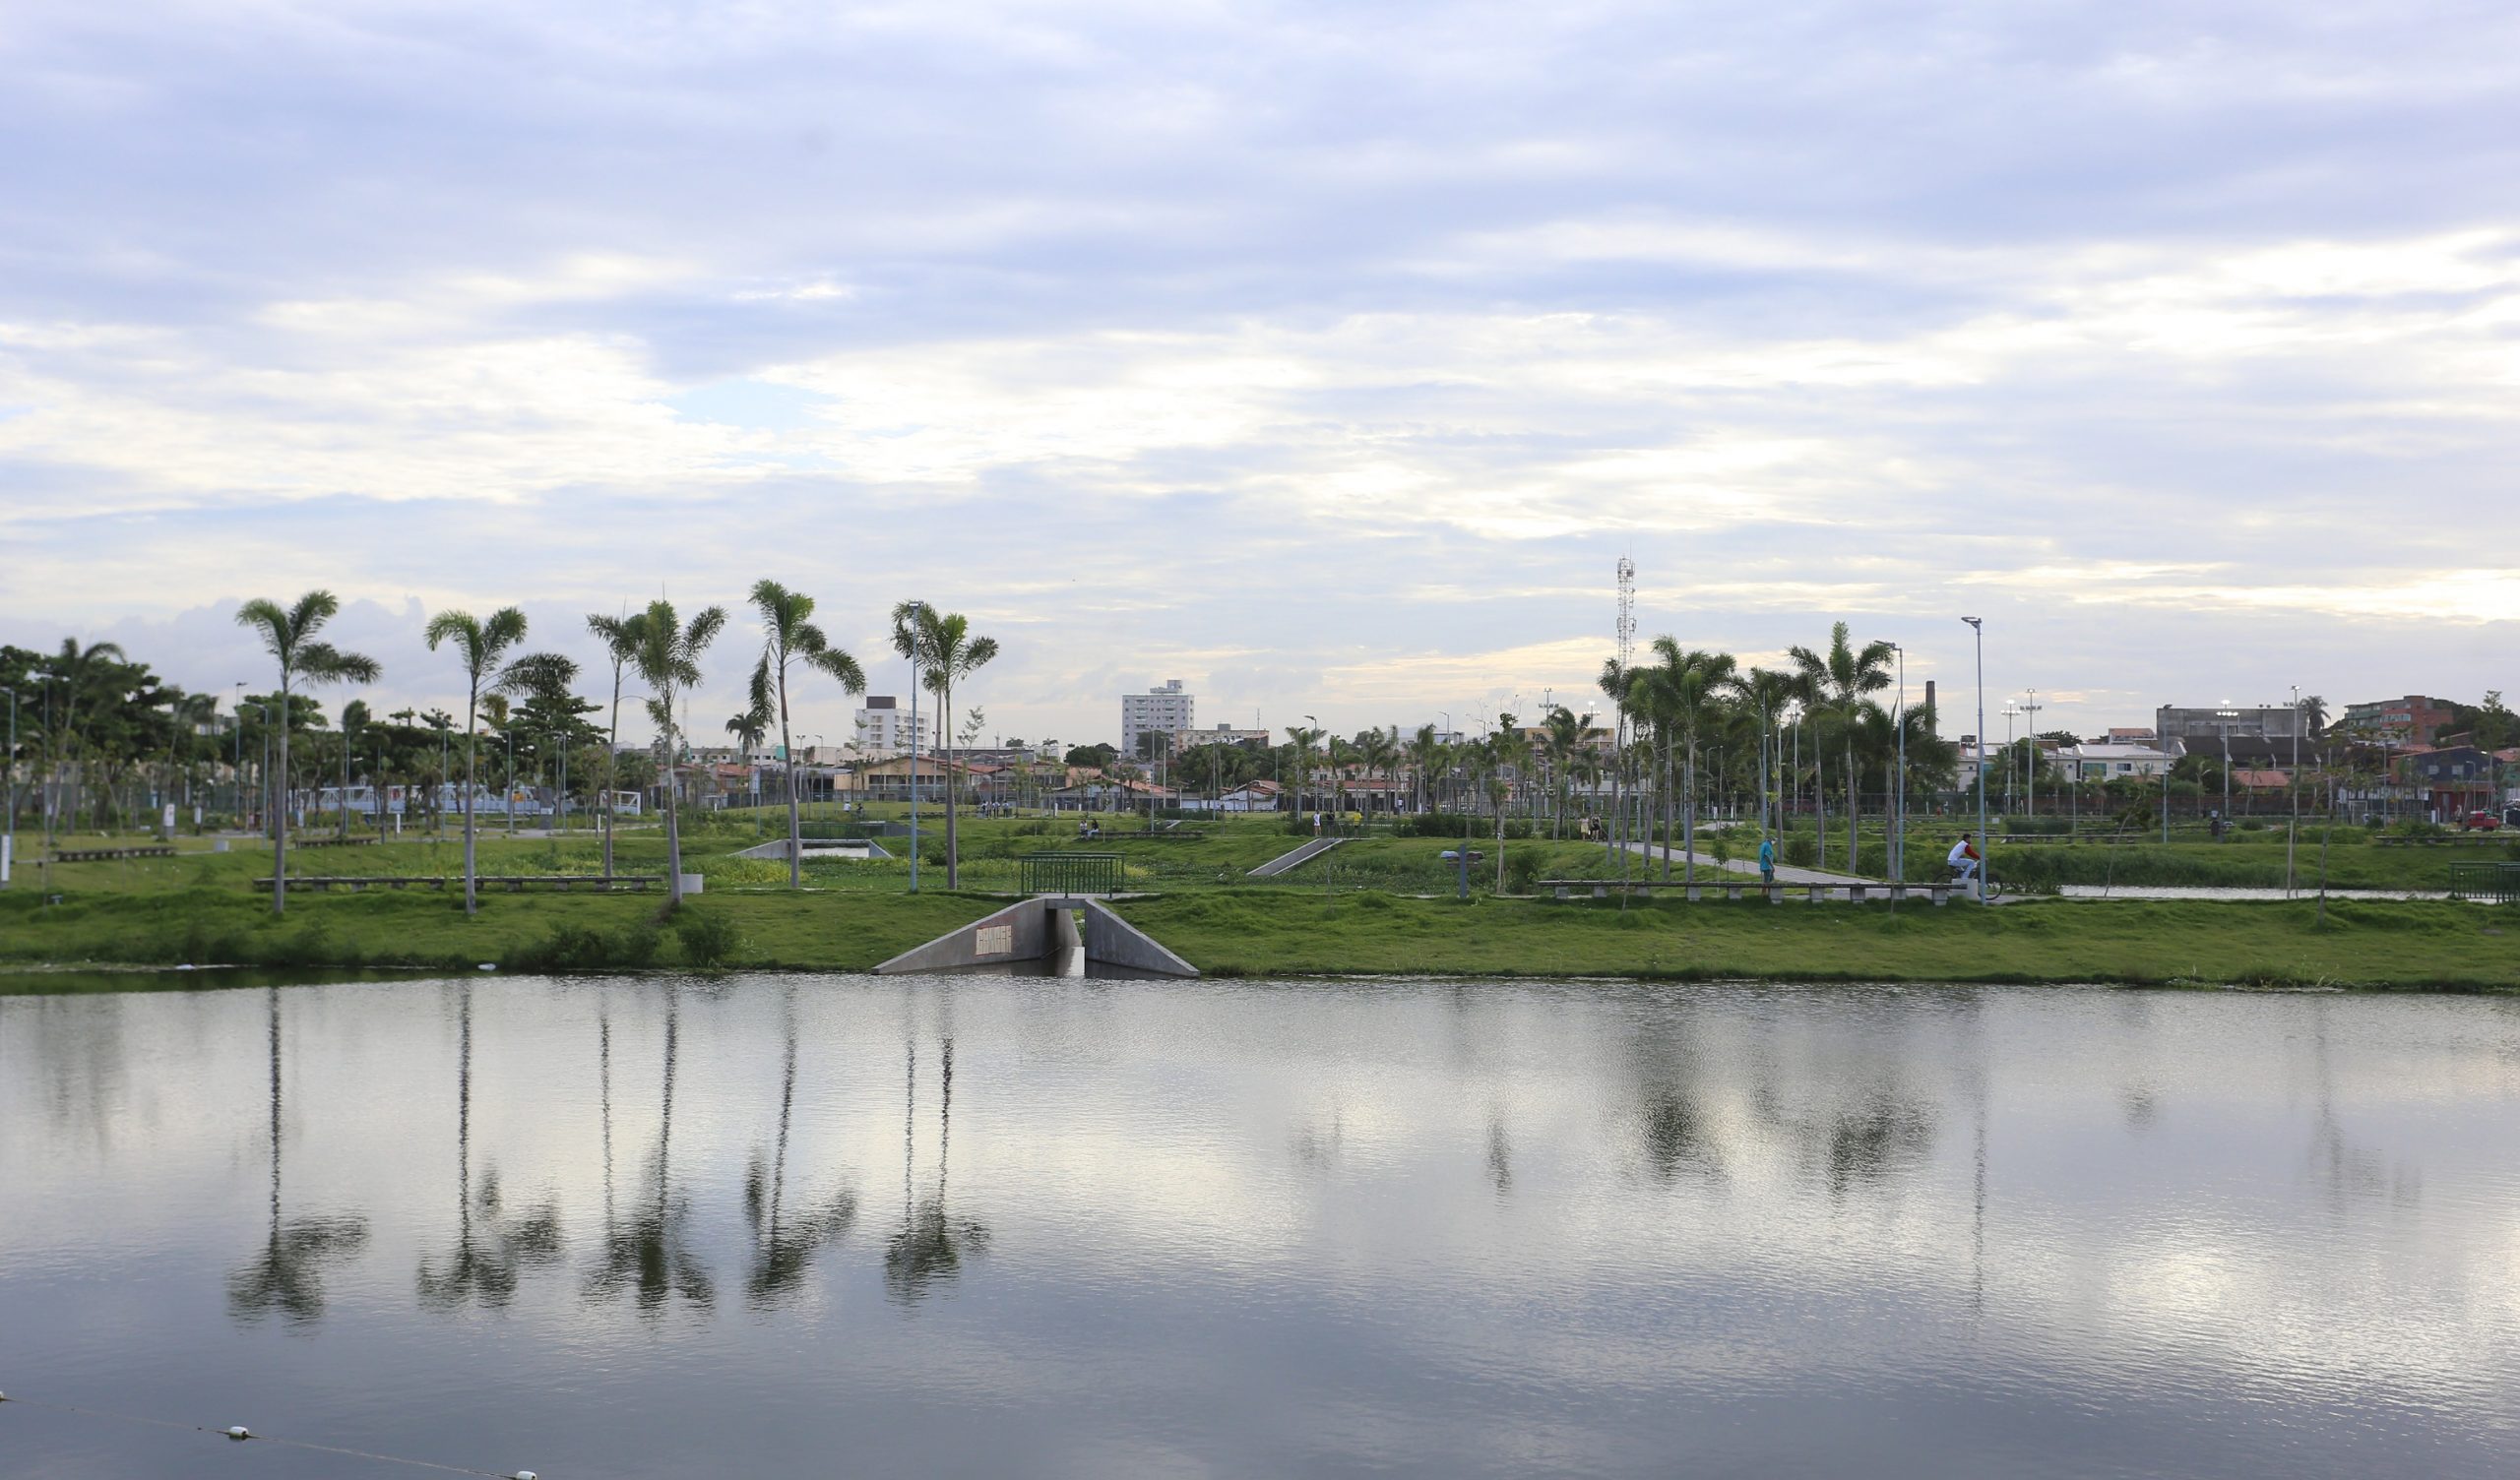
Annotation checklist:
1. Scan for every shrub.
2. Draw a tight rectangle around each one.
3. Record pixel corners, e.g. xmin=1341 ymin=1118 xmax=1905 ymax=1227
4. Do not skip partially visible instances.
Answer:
xmin=503 ymin=921 xmax=662 ymax=972
xmin=1504 ymin=850 xmax=1542 ymax=894
xmin=1784 ymin=837 xmax=1816 ymax=867
xmin=672 ymin=907 xmax=742 ymax=967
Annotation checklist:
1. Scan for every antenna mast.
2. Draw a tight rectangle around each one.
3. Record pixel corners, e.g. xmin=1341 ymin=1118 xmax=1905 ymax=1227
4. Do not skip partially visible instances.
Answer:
xmin=1614 ymin=557 xmax=1636 ymax=672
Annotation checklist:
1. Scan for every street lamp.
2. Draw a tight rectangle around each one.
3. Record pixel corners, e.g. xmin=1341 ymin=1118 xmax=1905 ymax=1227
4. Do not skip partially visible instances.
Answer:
xmin=2001 ymin=702 xmax=2021 ymax=813
xmin=1962 ymin=618 xmax=1988 ymax=903
xmin=2215 ymin=705 xmax=2239 ymax=836
xmin=1890 ymin=643 xmax=1906 ymax=880
xmin=1 ymin=684 xmax=16 ymax=880
xmin=1303 ymin=714 xmax=1318 ymax=823
xmin=2019 ymin=686 xmax=2042 ymax=819
xmin=239 ymin=700 xmax=270 ymax=841
xmin=2286 ymin=686 xmax=2300 ymax=895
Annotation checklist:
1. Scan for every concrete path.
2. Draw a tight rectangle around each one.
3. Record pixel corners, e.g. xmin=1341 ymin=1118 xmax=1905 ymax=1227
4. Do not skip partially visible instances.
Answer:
xmin=1617 ymin=840 xmax=1871 ymax=886
xmin=1250 ymin=836 xmax=1346 ymax=877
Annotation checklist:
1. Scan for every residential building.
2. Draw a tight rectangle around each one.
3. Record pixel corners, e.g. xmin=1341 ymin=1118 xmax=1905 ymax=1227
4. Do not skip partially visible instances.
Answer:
xmin=1167 ymin=722 xmax=1269 ymax=756
xmin=2154 ymin=705 xmax=2306 ymax=752
xmin=852 ymin=695 xmax=931 ymax=756
xmin=2060 ymin=743 xmax=2174 ymax=780
xmin=2336 ymin=695 xmax=2456 ymax=747
xmin=1120 ymin=679 xmax=1194 ymax=758
xmin=2106 ymin=727 xmax=2157 ymax=744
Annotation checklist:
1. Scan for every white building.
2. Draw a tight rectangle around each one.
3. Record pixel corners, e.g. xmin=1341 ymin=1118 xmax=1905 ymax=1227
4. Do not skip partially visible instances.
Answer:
xmin=1167 ymin=722 xmax=1268 ymax=756
xmin=1120 ymin=679 xmax=1194 ymax=758
xmin=853 ymin=695 xmax=932 ymax=756
xmin=2061 ymin=742 xmax=2175 ymax=780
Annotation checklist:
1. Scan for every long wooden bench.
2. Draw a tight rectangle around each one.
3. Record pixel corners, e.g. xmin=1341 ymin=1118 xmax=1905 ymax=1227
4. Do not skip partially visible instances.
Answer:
xmin=46 ymin=846 xmax=177 ymax=863
xmin=252 ymin=874 xmax=662 ymax=894
xmin=1539 ymin=879 xmax=1954 ymax=906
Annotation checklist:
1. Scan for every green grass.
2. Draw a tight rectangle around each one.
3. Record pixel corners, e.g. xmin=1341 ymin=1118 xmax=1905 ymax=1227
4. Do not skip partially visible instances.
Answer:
xmin=6 ymin=809 xmax=2515 ymax=990
xmin=1111 ymin=892 xmax=2520 ymax=989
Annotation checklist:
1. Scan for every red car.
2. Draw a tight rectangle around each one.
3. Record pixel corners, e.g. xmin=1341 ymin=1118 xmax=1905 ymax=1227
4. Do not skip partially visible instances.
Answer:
xmin=2461 ymin=811 xmax=2501 ymax=832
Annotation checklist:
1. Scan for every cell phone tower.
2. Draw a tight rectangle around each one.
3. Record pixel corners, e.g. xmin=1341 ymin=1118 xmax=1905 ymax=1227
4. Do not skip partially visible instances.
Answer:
xmin=1614 ymin=556 xmax=1636 ymax=672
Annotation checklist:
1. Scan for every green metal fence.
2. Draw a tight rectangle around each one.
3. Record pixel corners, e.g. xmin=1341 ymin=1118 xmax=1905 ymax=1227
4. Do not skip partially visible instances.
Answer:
xmin=1022 ymin=852 xmax=1124 ymax=895
xmin=2447 ymin=862 xmax=2520 ymax=903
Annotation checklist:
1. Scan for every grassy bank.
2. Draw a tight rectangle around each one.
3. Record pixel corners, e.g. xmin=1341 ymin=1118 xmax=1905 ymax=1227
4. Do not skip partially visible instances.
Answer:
xmin=4 ymin=882 xmax=2513 ymax=990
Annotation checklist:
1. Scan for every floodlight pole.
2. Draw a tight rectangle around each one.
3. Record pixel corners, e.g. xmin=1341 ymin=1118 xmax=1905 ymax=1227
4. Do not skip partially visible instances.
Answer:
xmin=2287 ymin=686 xmax=2300 ymax=896
xmin=1891 ymin=644 xmax=1906 ymax=880
xmin=1963 ymin=618 xmax=1988 ymax=903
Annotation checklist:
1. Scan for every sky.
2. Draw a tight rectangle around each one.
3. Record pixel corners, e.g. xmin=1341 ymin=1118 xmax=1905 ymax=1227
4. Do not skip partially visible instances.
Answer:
xmin=4 ymin=0 xmax=2516 ymax=751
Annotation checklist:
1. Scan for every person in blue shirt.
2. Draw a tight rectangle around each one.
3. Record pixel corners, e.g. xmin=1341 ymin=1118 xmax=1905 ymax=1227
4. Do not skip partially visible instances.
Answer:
xmin=1757 ymin=833 xmax=1776 ymax=887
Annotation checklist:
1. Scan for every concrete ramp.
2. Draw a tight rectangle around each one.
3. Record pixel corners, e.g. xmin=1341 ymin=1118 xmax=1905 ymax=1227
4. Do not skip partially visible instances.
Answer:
xmin=1249 ymin=835 xmax=1345 ymax=877
xmin=734 ymin=837 xmax=893 ymax=861
xmin=874 ymin=896 xmax=1197 ymax=977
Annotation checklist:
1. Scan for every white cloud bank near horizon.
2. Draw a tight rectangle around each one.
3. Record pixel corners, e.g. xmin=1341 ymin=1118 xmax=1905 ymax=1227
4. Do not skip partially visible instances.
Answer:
xmin=3 ymin=0 xmax=2516 ymax=748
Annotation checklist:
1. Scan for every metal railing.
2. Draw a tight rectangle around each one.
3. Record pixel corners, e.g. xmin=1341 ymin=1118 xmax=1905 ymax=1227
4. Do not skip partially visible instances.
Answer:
xmin=1022 ymin=852 xmax=1124 ymax=895
xmin=2447 ymin=862 xmax=2520 ymax=903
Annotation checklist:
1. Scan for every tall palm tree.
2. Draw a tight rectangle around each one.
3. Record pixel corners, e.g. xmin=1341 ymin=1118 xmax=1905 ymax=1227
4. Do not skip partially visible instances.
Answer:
xmin=1407 ymin=723 xmax=1440 ymax=815
xmin=890 ymin=603 xmax=996 ymax=889
xmin=1789 ymin=621 xmax=1895 ymax=875
xmin=748 ymin=581 xmax=867 ymax=889
xmin=1632 ymin=642 xmax=1733 ymax=886
xmin=1540 ymin=706 xmax=1585 ymax=837
xmin=1488 ymin=712 xmax=1531 ymax=893
xmin=1597 ymin=657 xmax=1636 ymax=869
xmin=236 ymin=593 xmax=381 ymax=915
xmin=1285 ymin=725 xmax=1325 ymax=818
xmin=424 ymin=607 xmax=529 ymax=916
xmin=38 ymin=638 xmax=129 ymax=843
xmin=1732 ymin=667 xmax=1796 ymax=842
xmin=631 ymin=599 xmax=727 ymax=905
xmin=587 ymin=609 xmax=651 ymax=880
xmin=336 ymin=698 xmax=369 ymax=839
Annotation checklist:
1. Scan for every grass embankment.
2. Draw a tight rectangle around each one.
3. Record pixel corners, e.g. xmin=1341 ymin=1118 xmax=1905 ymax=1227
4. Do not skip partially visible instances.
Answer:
xmin=4 ymin=882 xmax=2514 ymax=990
xmin=1111 ymin=893 xmax=2520 ymax=989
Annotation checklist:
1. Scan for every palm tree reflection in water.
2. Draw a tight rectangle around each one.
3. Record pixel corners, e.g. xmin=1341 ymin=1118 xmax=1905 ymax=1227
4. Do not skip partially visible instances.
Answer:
xmin=417 ymin=985 xmax=561 ymax=1311
xmin=745 ymin=987 xmax=858 ymax=1308
xmin=885 ymin=1034 xmax=989 ymax=1305
xmin=228 ymin=988 xmax=368 ymax=1326
xmin=584 ymin=986 xmax=714 ymax=1317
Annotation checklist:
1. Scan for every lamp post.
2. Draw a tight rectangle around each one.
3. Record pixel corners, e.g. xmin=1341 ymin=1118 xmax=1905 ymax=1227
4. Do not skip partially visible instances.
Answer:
xmin=1 ymin=684 xmax=15 ymax=880
xmin=2286 ymin=687 xmax=2300 ymax=895
xmin=2001 ymin=702 xmax=2020 ymax=814
xmin=1891 ymin=643 xmax=1906 ymax=880
xmin=1962 ymin=618 xmax=1988 ymax=903
xmin=906 ymin=603 xmax=932 ymax=893
xmin=1303 ymin=713 xmax=1318 ymax=824
xmin=239 ymin=700 xmax=269 ymax=842
xmin=2216 ymin=705 xmax=2238 ymax=836
xmin=2020 ymin=686 xmax=2042 ymax=819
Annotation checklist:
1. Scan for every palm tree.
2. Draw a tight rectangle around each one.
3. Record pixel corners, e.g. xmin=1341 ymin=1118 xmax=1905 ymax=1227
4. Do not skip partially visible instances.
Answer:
xmin=631 ymin=599 xmax=727 ymax=905
xmin=236 ymin=593 xmax=381 ymax=915
xmin=1540 ymin=707 xmax=1585 ymax=837
xmin=336 ymin=698 xmax=369 ymax=839
xmin=586 ymin=610 xmax=651 ymax=880
xmin=1647 ymin=641 xmax=1738 ymax=884
xmin=890 ymin=603 xmax=996 ymax=889
xmin=424 ymin=607 xmax=529 ymax=916
xmin=1597 ymin=657 xmax=1637 ymax=869
xmin=1285 ymin=725 xmax=1325 ymax=818
xmin=37 ymin=638 xmax=129 ymax=843
xmin=1488 ymin=712 xmax=1531 ymax=893
xmin=748 ymin=582 xmax=867 ymax=889
xmin=1788 ymin=621 xmax=1895 ymax=875
xmin=1732 ymin=667 xmax=1796 ymax=842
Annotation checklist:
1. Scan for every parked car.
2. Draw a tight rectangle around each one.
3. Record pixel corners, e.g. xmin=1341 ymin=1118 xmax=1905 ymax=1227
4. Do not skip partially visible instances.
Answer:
xmin=1437 ymin=848 xmax=1485 ymax=863
xmin=2460 ymin=811 xmax=2501 ymax=832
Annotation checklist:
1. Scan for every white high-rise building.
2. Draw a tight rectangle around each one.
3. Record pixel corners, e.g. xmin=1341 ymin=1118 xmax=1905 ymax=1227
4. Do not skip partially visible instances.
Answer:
xmin=853 ymin=695 xmax=932 ymax=756
xmin=1120 ymin=679 xmax=1193 ymax=758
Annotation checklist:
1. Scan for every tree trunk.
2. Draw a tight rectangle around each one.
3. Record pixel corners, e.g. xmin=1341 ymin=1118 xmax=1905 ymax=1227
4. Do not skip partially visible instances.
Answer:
xmin=663 ymin=704 xmax=684 ymax=904
xmin=942 ymin=685 xmax=959 ymax=890
xmin=463 ymin=685 xmax=479 ymax=915
xmin=1846 ymin=740 xmax=1858 ymax=875
xmin=603 ymin=665 xmax=622 ymax=880
xmin=779 ymin=666 xmax=801 ymax=890
xmin=1682 ymin=741 xmax=1697 ymax=885
xmin=272 ymin=682 xmax=290 ymax=915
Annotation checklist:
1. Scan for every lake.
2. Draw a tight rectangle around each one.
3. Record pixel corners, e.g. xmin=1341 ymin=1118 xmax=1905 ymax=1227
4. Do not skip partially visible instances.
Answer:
xmin=3 ymin=973 xmax=2516 ymax=1477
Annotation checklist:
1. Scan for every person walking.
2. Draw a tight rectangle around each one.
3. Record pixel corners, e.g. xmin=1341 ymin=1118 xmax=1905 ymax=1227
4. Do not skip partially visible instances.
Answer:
xmin=1758 ymin=832 xmax=1777 ymax=888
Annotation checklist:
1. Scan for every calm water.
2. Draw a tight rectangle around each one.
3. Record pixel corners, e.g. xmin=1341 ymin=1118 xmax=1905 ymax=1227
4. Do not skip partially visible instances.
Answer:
xmin=4 ymin=974 xmax=2518 ymax=1478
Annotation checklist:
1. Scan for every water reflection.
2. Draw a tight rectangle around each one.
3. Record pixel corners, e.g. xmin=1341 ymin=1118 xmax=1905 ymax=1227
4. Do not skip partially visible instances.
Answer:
xmin=584 ymin=988 xmax=714 ymax=1316
xmin=884 ymin=1035 xmax=988 ymax=1304
xmin=418 ymin=987 xmax=562 ymax=1311
xmin=3 ymin=977 xmax=2515 ymax=1479
xmin=745 ymin=988 xmax=857 ymax=1307
xmin=227 ymin=987 xmax=368 ymax=1327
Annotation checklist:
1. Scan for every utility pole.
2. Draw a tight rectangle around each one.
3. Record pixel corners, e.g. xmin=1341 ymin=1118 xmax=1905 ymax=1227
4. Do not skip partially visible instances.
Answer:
xmin=908 ymin=601 xmax=924 ymax=894
xmin=1892 ymin=644 xmax=1907 ymax=880
xmin=1963 ymin=618 xmax=1988 ymax=903
xmin=2287 ymin=686 xmax=2301 ymax=895
xmin=2020 ymin=687 xmax=2042 ymax=820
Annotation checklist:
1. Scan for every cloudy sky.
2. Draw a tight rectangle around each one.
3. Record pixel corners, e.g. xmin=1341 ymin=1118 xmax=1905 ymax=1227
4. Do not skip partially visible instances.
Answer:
xmin=4 ymin=0 xmax=2514 ymax=749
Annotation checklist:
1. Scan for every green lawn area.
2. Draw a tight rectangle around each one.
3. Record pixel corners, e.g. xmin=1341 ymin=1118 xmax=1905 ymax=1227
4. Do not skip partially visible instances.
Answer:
xmin=4 ymin=810 xmax=2514 ymax=989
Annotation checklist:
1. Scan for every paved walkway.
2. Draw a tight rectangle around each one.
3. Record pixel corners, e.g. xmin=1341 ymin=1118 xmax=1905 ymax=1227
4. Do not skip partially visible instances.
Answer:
xmin=1617 ymin=840 xmax=1871 ymax=887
